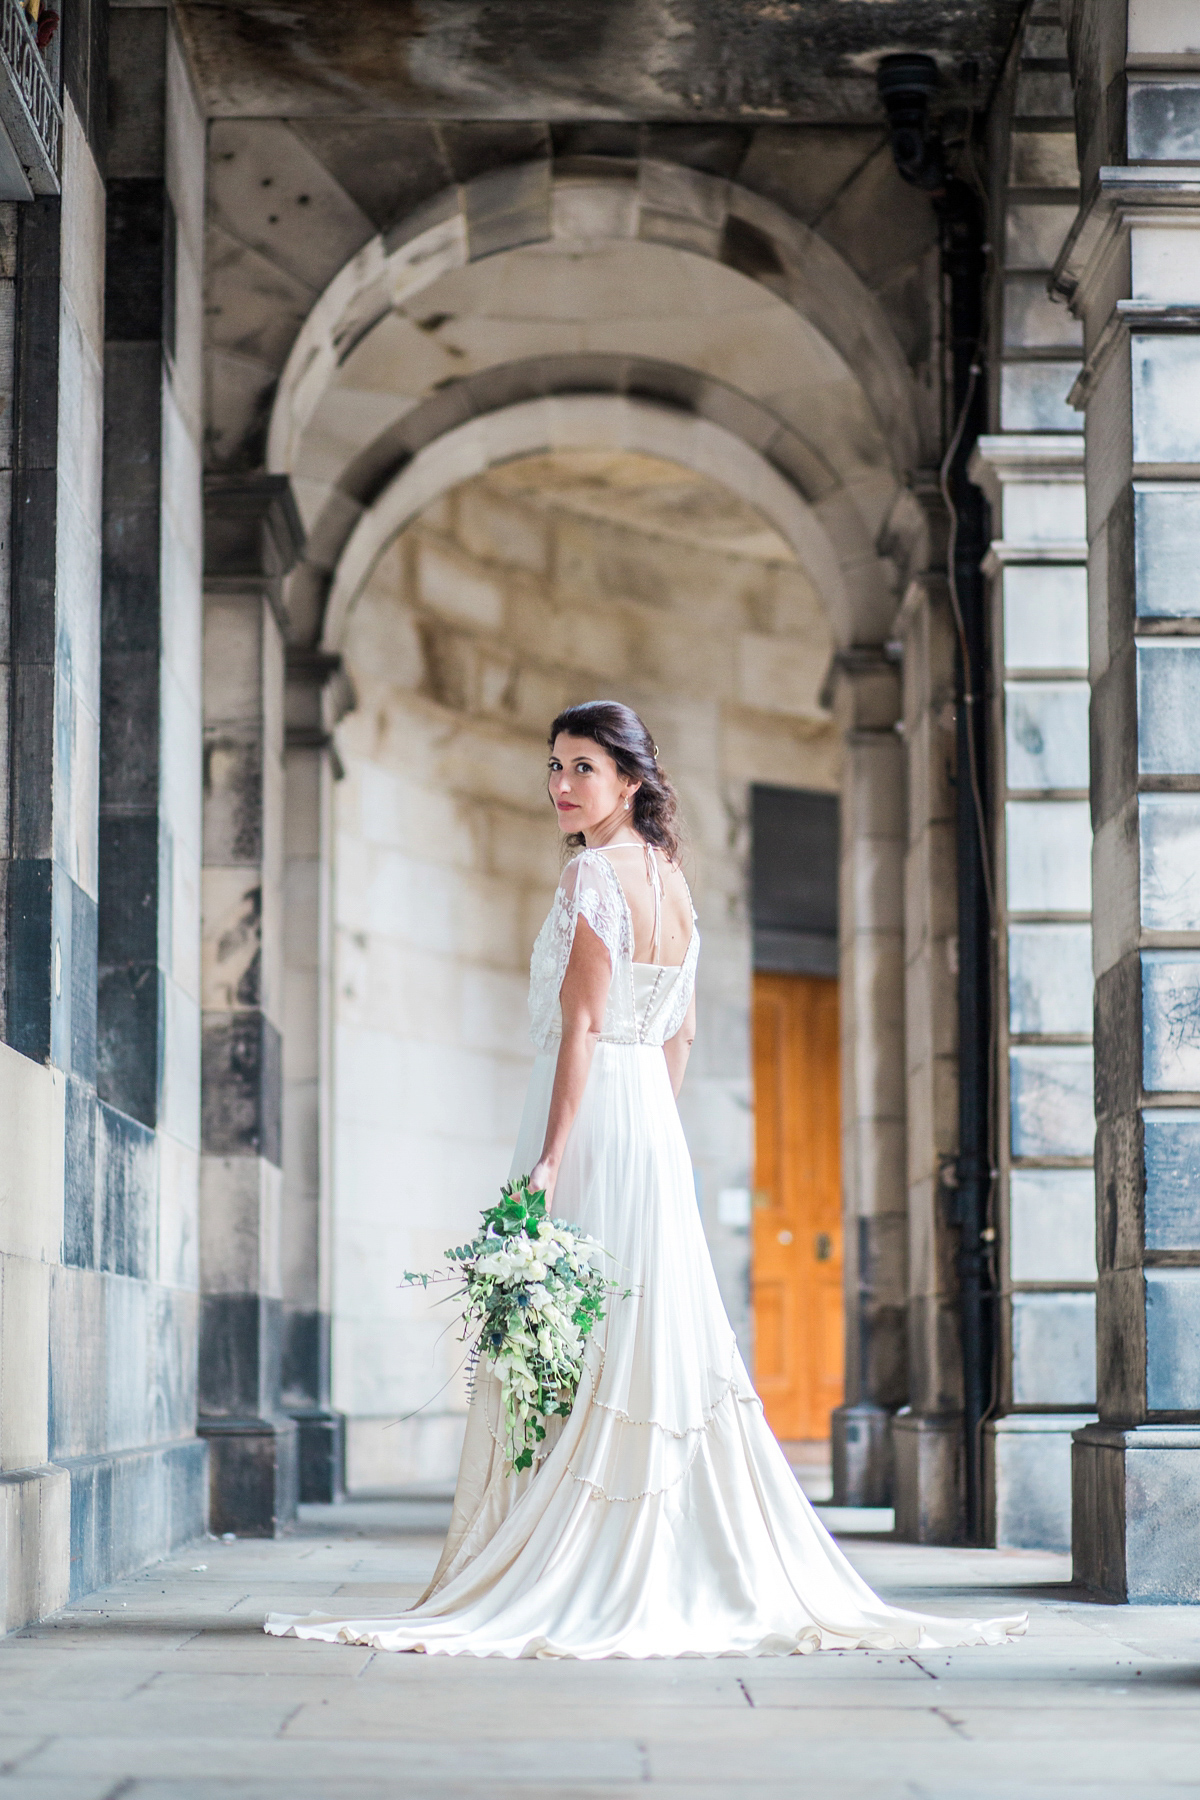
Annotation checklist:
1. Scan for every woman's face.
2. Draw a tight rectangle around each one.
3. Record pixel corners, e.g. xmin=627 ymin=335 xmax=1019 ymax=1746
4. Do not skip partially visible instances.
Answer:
xmin=548 ymin=733 xmax=638 ymax=838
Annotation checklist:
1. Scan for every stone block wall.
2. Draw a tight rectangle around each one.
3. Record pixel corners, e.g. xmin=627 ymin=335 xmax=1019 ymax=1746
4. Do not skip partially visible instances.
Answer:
xmin=329 ymin=452 xmax=840 ymax=1490
xmin=0 ymin=7 xmax=209 ymax=1626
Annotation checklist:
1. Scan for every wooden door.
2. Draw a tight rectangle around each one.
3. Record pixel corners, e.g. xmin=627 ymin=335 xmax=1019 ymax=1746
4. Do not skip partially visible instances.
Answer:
xmin=752 ymin=971 xmax=843 ymax=1440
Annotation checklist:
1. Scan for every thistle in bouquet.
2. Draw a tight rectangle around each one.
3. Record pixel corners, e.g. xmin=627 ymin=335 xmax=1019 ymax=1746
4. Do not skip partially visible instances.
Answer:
xmin=403 ymin=1175 xmax=626 ymax=1473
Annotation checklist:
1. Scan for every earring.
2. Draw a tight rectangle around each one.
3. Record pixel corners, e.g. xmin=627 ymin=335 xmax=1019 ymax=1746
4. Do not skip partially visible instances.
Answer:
xmin=624 ymin=799 xmax=630 ymax=810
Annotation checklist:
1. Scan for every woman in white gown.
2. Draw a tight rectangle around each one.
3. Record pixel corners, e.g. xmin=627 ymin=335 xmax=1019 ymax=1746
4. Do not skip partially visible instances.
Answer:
xmin=267 ymin=701 xmax=1025 ymax=1660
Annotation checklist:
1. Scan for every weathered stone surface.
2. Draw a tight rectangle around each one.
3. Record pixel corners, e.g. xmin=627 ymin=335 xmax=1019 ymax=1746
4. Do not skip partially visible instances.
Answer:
xmin=174 ymin=1 xmax=1024 ymax=126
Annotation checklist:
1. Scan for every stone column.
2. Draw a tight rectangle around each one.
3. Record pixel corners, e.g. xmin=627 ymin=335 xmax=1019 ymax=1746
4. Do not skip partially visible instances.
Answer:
xmin=279 ymin=649 xmax=348 ymax=1502
xmin=0 ymin=19 xmax=109 ymax=1620
xmin=892 ymin=570 xmax=965 ymax=1542
xmin=830 ymin=650 xmax=907 ymax=1507
xmin=971 ymin=436 xmax=1097 ymax=1553
xmin=199 ymin=475 xmax=304 ymax=1536
xmin=1052 ymin=0 xmax=1200 ymax=1601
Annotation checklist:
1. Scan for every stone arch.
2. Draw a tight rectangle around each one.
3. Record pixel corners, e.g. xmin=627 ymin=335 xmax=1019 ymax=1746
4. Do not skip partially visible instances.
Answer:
xmin=321 ymin=395 xmax=850 ymax=652
xmin=267 ymin=161 xmax=931 ymax=650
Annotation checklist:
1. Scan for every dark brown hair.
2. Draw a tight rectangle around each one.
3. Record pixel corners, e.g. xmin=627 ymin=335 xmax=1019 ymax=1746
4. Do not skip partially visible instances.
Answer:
xmin=549 ymin=701 xmax=682 ymax=861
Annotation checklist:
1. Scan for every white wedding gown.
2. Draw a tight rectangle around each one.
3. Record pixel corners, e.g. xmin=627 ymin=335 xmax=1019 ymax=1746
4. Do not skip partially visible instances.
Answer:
xmin=267 ymin=848 xmax=1026 ymax=1659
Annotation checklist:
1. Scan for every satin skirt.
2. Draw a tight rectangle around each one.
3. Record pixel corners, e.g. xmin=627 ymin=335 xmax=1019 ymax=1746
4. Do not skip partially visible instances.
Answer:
xmin=266 ymin=1044 xmax=1026 ymax=1659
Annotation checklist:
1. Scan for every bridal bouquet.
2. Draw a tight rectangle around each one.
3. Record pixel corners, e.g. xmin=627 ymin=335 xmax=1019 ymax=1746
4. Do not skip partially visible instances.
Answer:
xmin=403 ymin=1176 xmax=615 ymax=1473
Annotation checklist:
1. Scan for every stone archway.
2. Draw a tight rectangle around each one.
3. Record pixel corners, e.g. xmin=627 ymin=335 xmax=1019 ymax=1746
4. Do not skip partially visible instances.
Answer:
xmin=265 ymin=161 xmax=933 ymax=657
xmin=321 ymin=396 xmax=850 ymax=652
xmin=271 ymin=161 xmax=930 ymax=1495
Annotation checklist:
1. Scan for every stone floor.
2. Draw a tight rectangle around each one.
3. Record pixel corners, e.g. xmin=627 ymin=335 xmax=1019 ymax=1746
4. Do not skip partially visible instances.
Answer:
xmin=2 ymin=1499 xmax=1199 ymax=1799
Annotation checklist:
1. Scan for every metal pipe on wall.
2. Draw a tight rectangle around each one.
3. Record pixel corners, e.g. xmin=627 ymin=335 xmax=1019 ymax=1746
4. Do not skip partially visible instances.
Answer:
xmin=877 ymin=54 xmax=995 ymax=1545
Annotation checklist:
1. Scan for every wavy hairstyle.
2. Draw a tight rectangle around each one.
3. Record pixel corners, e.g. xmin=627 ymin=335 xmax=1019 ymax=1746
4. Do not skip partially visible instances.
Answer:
xmin=548 ymin=701 xmax=682 ymax=862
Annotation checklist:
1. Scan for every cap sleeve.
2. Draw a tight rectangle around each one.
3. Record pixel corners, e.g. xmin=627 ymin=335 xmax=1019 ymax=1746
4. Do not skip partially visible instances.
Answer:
xmin=558 ymin=851 xmax=630 ymax=974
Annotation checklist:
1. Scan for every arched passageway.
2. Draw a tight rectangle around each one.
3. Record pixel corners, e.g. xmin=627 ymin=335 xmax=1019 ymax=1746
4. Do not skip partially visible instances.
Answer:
xmin=249 ymin=173 xmax=926 ymax=1496
xmin=265 ymin=161 xmax=932 ymax=654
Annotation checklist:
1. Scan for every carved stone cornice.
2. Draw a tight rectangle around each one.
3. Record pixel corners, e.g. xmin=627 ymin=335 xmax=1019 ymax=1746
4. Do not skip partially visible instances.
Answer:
xmin=1051 ymin=165 xmax=1200 ymax=309
xmin=204 ymin=474 xmax=306 ymax=631
xmin=204 ymin=475 xmax=305 ymax=588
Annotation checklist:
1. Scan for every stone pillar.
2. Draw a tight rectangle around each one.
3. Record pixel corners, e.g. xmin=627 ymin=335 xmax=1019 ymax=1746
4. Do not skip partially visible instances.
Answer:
xmin=830 ymin=650 xmax=907 ymax=1507
xmin=280 ymin=649 xmax=347 ymax=1502
xmin=0 ymin=7 xmax=112 ymax=1622
xmin=200 ymin=475 xmax=304 ymax=1536
xmin=1053 ymin=0 xmax=1200 ymax=1601
xmin=892 ymin=570 xmax=965 ymax=1542
xmin=971 ymin=436 xmax=1097 ymax=1553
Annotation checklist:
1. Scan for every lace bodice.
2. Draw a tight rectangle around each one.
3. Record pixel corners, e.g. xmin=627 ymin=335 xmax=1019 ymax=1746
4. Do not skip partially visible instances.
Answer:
xmin=528 ymin=849 xmax=699 ymax=1052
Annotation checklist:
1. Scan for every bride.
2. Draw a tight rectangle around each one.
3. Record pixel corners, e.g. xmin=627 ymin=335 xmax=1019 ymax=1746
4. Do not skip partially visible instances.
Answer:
xmin=267 ymin=700 xmax=1025 ymax=1659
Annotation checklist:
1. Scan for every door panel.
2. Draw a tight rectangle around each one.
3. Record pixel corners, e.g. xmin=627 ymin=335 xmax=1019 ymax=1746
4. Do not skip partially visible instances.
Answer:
xmin=751 ymin=971 xmax=843 ymax=1441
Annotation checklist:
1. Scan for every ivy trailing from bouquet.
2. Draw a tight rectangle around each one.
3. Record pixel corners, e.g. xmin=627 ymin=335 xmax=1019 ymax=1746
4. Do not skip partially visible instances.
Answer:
xmin=403 ymin=1176 xmax=620 ymax=1473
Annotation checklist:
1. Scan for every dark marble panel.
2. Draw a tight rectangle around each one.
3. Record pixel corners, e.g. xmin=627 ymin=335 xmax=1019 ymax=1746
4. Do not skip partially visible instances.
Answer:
xmin=96 ymin=1102 xmax=158 ymax=1279
xmin=14 ymin=199 xmax=62 ymax=475
xmin=281 ymin=1305 xmax=323 ymax=1408
xmin=7 ymin=205 xmax=58 ymax=1049
xmin=10 ymin=474 xmax=56 ymax=663
xmin=62 ymin=1075 xmax=97 ymax=1269
xmin=292 ymin=1411 xmax=345 ymax=1505
xmin=9 ymin=658 xmax=54 ymax=885
xmin=201 ymin=1010 xmax=282 ymax=1165
xmin=1145 ymin=1111 xmax=1200 ymax=1251
xmin=199 ymin=1416 xmax=298 ymax=1538
xmin=102 ymin=341 xmax=164 ymax=520
xmin=199 ymin=1292 xmax=276 ymax=1418
xmin=107 ymin=6 xmax=167 ymax=179
xmin=102 ymin=507 xmax=163 ymax=657
xmin=97 ymin=815 xmax=158 ymax=966
xmin=96 ymin=964 xmax=161 ymax=1127
xmin=5 ymin=857 xmax=52 ymax=1061
xmin=106 ymin=179 xmax=168 ymax=343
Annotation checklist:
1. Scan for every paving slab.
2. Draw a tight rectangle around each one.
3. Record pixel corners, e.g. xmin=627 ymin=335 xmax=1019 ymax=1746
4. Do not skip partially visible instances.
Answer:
xmin=0 ymin=1499 xmax=1198 ymax=1797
